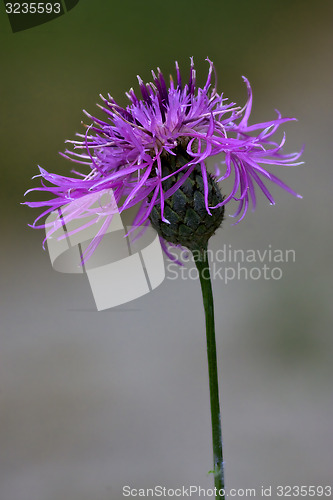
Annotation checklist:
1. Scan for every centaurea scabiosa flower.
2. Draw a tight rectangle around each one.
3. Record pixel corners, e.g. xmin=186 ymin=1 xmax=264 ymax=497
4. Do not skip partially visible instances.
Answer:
xmin=25 ymin=58 xmax=303 ymax=500
xmin=25 ymin=58 xmax=302 ymax=261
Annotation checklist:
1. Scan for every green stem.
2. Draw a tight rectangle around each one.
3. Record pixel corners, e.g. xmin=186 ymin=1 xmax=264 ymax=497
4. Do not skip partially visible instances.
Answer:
xmin=194 ymin=248 xmax=225 ymax=500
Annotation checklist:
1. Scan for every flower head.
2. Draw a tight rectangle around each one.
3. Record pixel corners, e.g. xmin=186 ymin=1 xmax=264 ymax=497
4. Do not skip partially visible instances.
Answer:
xmin=25 ymin=58 xmax=302 ymax=260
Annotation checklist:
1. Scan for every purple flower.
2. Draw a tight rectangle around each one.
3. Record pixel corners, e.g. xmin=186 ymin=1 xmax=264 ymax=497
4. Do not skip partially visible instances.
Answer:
xmin=25 ymin=58 xmax=302 ymax=260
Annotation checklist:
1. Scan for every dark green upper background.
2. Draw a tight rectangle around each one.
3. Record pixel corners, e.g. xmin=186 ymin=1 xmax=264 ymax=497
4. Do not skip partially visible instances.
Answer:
xmin=1 ymin=0 xmax=330 ymax=217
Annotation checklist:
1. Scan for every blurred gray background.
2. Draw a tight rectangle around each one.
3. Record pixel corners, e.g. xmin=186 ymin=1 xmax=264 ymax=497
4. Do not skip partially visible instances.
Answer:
xmin=1 ymin=1 xmax=332 ymax=499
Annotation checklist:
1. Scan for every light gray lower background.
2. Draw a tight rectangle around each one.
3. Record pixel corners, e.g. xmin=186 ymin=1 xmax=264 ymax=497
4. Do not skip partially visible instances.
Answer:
xmin=1 ymin=1 xmax=332 ymax=499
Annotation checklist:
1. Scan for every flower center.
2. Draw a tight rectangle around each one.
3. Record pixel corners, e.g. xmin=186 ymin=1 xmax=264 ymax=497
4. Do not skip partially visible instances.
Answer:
xmin=148 ymin=142 xmax=225 ymax=253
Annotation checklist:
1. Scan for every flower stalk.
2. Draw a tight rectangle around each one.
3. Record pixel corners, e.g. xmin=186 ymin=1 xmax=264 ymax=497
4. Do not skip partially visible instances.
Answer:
xmin=194 ymin=247 xmax=224 ymax=500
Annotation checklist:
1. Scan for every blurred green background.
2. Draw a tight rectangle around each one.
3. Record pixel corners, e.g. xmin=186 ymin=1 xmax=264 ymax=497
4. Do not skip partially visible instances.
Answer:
xmin=1 ymin=1 xmax=332 ymax=499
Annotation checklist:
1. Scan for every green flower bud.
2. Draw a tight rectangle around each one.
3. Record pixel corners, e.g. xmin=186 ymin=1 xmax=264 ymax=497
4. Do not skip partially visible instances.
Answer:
xmin=149 ymin=145 xmax=224 ymax=255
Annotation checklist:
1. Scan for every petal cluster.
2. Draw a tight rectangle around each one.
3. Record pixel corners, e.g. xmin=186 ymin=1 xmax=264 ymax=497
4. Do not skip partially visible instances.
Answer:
xmin=25 ymin=58 xmax=302 ymax=259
